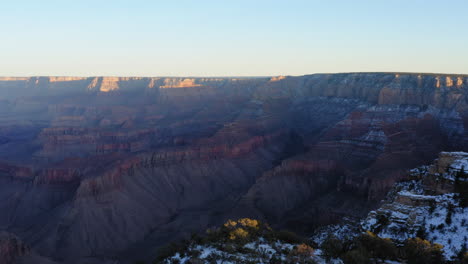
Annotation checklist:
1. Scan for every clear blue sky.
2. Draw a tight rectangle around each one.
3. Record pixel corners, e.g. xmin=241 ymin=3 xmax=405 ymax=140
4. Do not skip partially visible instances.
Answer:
xmin=1 ymin=0 xmax=467 ymax=76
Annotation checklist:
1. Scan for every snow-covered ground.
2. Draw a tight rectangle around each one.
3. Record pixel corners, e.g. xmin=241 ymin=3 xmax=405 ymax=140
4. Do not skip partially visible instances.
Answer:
xmin=312 ymin=218 xmax=360 ymax=245
xmin=164 ymin=237 xmax=338 ymax=264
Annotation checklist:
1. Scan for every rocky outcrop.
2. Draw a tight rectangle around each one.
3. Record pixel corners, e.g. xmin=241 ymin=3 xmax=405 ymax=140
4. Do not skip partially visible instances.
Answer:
xmin=361 ymin=152 xmax=468 ymax=260
xmin=0 ymin=232 xmax=29 ymax=264
xmin=0 ymin=162 xmax=33 ymax=180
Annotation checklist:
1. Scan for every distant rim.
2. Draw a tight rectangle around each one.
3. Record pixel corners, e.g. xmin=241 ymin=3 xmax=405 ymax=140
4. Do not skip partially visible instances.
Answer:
xmin=0 ymin=72 xmax=468 ymax=79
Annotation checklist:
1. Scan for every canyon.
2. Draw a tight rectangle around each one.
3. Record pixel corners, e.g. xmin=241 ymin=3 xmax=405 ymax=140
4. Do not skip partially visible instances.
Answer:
xmin=0 ymin=73 xmax=467 ymax=264
xmin=159 ymin=151 xmax=468 ymax=263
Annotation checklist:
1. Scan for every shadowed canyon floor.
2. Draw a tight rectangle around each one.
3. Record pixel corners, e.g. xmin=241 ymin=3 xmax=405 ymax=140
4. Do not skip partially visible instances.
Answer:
xmin=0 ymin=73 xmax=468 ymax=263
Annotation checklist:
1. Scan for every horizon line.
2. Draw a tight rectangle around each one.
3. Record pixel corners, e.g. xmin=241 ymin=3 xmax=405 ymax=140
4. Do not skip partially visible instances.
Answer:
xmin=1 ymin=71 xmax=468 ymax=79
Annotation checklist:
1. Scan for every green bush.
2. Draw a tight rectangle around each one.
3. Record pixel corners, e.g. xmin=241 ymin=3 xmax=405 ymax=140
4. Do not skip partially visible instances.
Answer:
xmin=321 ymin=235 xmax=346 ymax=260
xmin=272 ymin=230 xmax=305 ymax=244
xmin=455 ymin=167 xmax=468 ymax=207
xmin=403 ymin=237 xmax=444 ymax=264
xmin=446 ymin=204 xmax=454 ymax=225
xmin=342 ymin=248 xmax=372 ymax=264
xmin=359 ymin=231 xmax=398 ymax=260
xmin=416 ymin=224 xmax=427 ymax=239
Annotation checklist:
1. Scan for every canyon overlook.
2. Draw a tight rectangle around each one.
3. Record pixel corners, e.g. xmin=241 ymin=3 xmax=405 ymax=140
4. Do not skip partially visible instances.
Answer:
xmin=0 ymin=73 xmax=468 ymax=264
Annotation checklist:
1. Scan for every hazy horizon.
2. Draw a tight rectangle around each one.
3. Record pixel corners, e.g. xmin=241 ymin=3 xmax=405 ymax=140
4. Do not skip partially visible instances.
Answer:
xmin=2 ymin=71 xmax=468 ymax=78
xmin=2 ymin=0 xmax=467 ymax=76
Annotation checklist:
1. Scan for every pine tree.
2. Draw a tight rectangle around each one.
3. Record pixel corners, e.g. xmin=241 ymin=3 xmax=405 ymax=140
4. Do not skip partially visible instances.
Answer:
xmin=445 ymin=204 xmax=454 ymax=226
xmin=416 ymin=224 xmax=427 ymax=240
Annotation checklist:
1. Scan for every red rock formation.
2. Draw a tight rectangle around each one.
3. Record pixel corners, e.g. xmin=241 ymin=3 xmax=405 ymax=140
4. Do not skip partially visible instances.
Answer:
xmin=34 ymin=168 xmax=81 ymax=185
xmin=0 ymin=162 xmax=33 ymax=179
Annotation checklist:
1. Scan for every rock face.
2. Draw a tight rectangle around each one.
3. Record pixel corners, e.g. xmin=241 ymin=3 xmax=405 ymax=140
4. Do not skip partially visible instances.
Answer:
xmin=0 ymin=73 xmax=467 ymax=263
xmin=361 ymin=152 xmax=468 ymax=260
xmin=0 ymin=232 xmax=29 ymax=264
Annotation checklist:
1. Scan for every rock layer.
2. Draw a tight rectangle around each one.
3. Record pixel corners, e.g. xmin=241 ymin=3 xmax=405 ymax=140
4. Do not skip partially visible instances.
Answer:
xmin=0 ymin=73 xmax=467 ymax=263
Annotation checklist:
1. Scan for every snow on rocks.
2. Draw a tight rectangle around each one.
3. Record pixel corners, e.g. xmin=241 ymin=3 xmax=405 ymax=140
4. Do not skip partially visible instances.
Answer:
xmin=361 ymin=152 xmax=468 ymax=260
xmin=163 ymin=238 xmax=320 ymax=264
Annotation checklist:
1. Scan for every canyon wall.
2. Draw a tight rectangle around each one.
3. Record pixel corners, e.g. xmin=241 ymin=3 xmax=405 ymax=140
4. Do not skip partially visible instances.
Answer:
xmin=0 ymin=73 xmax=467 ymax=263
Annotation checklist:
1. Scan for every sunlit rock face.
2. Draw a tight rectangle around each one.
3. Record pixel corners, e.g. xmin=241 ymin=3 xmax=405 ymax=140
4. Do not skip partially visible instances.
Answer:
xmin=0 ymin=73 xmax=467 ymax=263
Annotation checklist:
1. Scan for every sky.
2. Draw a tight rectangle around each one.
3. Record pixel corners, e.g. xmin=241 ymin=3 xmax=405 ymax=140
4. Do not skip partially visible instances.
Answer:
xmin=1 ymin=0 xmax=467 ymax=77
